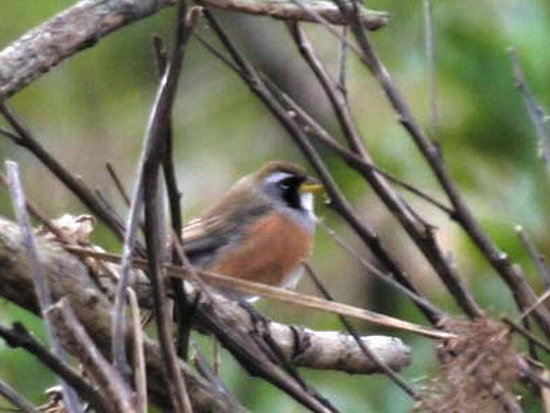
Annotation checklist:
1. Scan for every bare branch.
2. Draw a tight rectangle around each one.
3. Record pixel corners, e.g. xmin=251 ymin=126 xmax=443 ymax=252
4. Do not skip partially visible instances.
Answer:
xmin=0 ymin=322 xmax=108 ymax=412
xmin=423 ymin=0 xmax=438 ymax=140
xmin=0 ymin=377 xmax=39 ymax=413
xmin=0 ymin=102 xmax=127 ymax=242
xmin=303 ymin=263 xmax=419 ymax=400
xmin=0 ymin=0 xmax=387 ymax=98
xmin=46 ymin=299 xmax=136 ymax=413
xmin=68 ymin=244 xmax=452 ymax=339
xmin=502 ymin=318 xmax=550 ymax=354
xmin=5 ymin=161 xmax=82 ymax=413
xmin=509 ymin=48 xmax=550 ymax=175
xmin=516 ymin=226 xmax=550 ymax=289
xmin=127 ymin=288 xmax=147 ymax=413
xmin=0 ymin=216 xmax=244 ymax=412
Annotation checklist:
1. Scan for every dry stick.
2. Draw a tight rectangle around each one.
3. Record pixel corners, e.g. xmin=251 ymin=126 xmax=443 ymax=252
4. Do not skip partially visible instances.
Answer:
xmin=47 ymin=300 xmax=136 ymax=413
xmin=519 ymin=289 xmax=550 ymax=322
xmin=333 ymin=0 xmax=550 ymax=336
xmin=128 ymin=2 xmax=195 ymax=411
xmin=0 ymin=379 xmax=39 ymax=413
xmin=0 ymin=103 xmax=127 ymax=241
xmin=423 ymin=0 xmax=438 ymax=140
xmin=287 ymin=22 xmax=367 ymax=158
xmin=509 ymin=48 xmax=550 ymax=175
xmin=303 ymin=263 xmax=420 ymax=400
xmin=143 ymin=158 xmax=192 ymax=413
xmin=5 ymin=161 xmax=82 ymax=413
xmin=200 ymin=11 xmax=444 ymax=327
xmin=153 ymin=8 xmax=202 ymax=362
xmin=516 ymin=226 xmax=550 ymax=289
xmin=128 ymin=288 xmax=147 ymax=413
xmin=65 ymin=245 xmax=452 ymax=340
xmin=336 ymin=25 xmax=349 ymax=97
xmin=0 ymin=322 xmax=108 ymax=412
xmin=106 ymin=163 xmax=132 ymax=206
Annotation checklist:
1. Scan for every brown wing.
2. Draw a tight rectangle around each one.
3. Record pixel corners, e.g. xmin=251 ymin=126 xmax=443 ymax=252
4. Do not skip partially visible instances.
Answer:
xmin=182 ymin=215 xmax=234 ymax=266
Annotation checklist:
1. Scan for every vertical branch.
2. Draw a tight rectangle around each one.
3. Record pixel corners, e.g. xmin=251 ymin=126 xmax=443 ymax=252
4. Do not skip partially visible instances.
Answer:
xmin=129 ymin=2 xmax=199 ymax=410
xmin=128 ymin=288 xmax=147 ymax=413
xmin=509 ymin=48 xmax=550 ymax=175
xmin=423 ymin=0 xmax=438 ymax=140
xmin=47 ymin=300 xmax=136 ymax=413
xmin=336 ymin=26 xmax=349 ymax=97
xmin=516 ymin=226 xmax=550 ymax=289
xmin=161 ymin=6 xmax=202 ymax=362
xmin=5 ymin=161 xmax=82 ymax=413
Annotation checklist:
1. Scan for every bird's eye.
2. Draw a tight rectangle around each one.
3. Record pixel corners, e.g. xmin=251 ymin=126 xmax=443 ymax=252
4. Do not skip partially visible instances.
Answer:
xmin=278 ymin=177 xmax=295 ymax=191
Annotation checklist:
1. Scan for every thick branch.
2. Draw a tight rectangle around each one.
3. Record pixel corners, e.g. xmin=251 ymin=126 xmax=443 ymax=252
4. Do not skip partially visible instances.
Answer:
xmin=0 ymin=216 xmax=241 ymax=412
xmin=0 ymin=0 xmax=387 ymax=98
xmin=0 ymin=215 xmax=411 ymax=378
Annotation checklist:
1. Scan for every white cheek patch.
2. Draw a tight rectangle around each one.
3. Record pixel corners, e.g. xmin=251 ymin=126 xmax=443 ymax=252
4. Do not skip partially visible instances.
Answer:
xmin=300 ymin=192 xmax=315 ymax=217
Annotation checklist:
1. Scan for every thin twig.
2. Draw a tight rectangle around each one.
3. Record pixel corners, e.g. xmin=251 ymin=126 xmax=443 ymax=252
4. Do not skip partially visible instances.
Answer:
xmin=502 ymin=318 xmax=550 ymax=354
xmin=423 ymin=0 xmax=438 ymax=140
xmin=47 ymin=299 xmax=136 ymax=413
xmin=303 ymin=263 xmax=421 ymax=400
xmin=0 ymin=379 xmax=39 ymax=413
xmin=64 ymin=245 xmax=454 ymax=340
xmin=106 ymin=163 xmax=131 ymax=207
xmin=509 ymin=47 xmax=550 ymax=175
xmin=5 ymin=161 xmax=82 ymax=413
xmin=161 ymin=6 xmax=202 ymax=362
xmin=316 ymin=220 xmax=443 ymax=317
xmin=127 ymin=288 xmax=147 ymax=413
xmin=0 ymin=103 xmax=127 ymax=241
xmin=519 ymin=289 xmax=550 ymax=322
xmin=287 ymin=22 xmax=367 ymax=157
xmin=516 ymin=225 xmax=550 ymax=289
xmin=0 ymin=322 xmax=108 ymax=412
xmin=135 ymin=2 xmax=196 ymax=411
xmin=336 ymin=25 xmax=348 ymax=97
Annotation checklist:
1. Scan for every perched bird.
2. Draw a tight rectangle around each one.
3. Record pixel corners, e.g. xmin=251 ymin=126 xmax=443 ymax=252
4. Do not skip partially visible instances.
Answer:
xmin=182 ymin=161 xmax=322 ymax=299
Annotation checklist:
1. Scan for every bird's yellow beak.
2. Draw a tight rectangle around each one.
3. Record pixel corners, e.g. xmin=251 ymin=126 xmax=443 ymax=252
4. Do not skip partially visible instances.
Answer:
xmin=299 ymin=178 xmax=324 ymax=194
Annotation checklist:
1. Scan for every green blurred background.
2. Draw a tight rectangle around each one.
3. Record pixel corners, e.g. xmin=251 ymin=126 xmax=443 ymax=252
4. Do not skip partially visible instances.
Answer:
xmin=1 ymin=0 xmax=549 ymax=411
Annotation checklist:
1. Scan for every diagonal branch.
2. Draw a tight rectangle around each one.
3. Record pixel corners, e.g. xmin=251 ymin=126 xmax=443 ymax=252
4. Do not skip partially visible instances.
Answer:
xmin=0 ymin=0 xmax=387 ymax=98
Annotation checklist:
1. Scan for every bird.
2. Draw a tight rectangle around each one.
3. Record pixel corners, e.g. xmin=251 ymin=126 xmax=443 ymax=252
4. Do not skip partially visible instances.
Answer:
xmin=182 ymin=161 xmax=322 ymax=300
